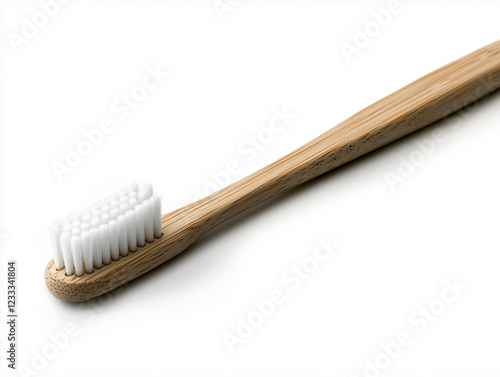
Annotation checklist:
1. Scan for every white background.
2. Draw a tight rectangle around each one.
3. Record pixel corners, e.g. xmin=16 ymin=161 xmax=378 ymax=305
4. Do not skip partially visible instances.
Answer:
xmin=1 ymin=1 xmax=500 ymax=376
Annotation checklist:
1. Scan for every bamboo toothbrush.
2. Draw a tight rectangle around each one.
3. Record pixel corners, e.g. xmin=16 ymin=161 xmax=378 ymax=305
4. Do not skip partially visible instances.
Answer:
xmin=45 ymin=40 xmax=500 ymax=302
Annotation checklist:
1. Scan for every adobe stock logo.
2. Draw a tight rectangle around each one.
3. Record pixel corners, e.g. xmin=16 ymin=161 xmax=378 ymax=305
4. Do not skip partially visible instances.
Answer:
xmin=8 ymin=0 xmax=72 ymax=54
xmin=18 ymin=270 xmax=129 ymax=377
xmin=192 ymin=105 xmax=296 ymax=201
xmin=212 ymin=0 xmax=243 ymax=21
xmin=350 ymin=278 xmax=466 ymax=377
xmin=51 ymin=64 xmax=168 ymax=182
xmin=339 ymin=0 xmax=403 ymax=63
xmin=384 ymin=74 xmax=500 ymax=191
xmin=222 ymin=235 xmax=341 ymax=353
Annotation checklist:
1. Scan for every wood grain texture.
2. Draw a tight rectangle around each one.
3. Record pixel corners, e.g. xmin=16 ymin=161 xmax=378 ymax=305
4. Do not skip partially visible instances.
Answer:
xmin=46 ymin=40 xmax=500 ymax=302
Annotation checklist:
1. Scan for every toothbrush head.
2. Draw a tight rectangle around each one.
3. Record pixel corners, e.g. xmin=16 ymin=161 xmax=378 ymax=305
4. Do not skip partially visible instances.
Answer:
xmin=45 ymin=183 xmax=163 ymax=301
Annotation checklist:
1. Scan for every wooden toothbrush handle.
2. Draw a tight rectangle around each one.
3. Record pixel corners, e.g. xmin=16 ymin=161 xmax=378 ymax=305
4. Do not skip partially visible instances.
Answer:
xmin=45 ymin=41 xmax=500 ymax=303
xmin=187 ymin=40 xmax=500 ymax=233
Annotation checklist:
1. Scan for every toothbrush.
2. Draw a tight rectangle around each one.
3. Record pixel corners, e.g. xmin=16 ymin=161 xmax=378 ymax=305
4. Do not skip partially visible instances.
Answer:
xmin=45 ymin=40 xmax=500 ymax=302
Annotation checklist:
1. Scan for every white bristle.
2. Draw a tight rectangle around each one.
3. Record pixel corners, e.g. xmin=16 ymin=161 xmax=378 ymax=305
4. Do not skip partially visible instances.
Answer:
xmin=71 ymin=236 xmax=84 ymax=277
xmin=48 ymin=183 xmax=161 ymax=275
xmin=128 ymin=182 xmax=139 ymax=192
xmin=60 ymin=232 xmax=74 ymax=276
xmin=129 ymin=195 xmax=138 ymax=205
xmin=91 ymin=216 xmax=101 ymax=227
xmin=90 ymin=228 xmax=102 ymax=268
xmin=110 ymin=208 xmax=119 ymax=221
xmin=49 ymin=226 xmax=64 ymax=270
xmin=81 ymin=230 xmax=93 ymax=273
xmin=117 ymin=214 xmax=129 ymax=257
xmin=144 ymin=198 xmax=155 ymax=243
xmin=109 ymin=220 xmax=120 ymax=260
xmin=119 ymin=202 xmax=128 ymax=216
xmin=125 ymin=210 xmax=137 ymax=252
xmin=135 ymin=204 xmax=146 ymax=247
xmin=99 ymin=224 xmax=111 ymax=265
xmin=92 ymin=202 xmax=102 ymax=211
xmin=101 ymin=213 xmax=111 ymax=224
xmin=151 ymin=195 xmax=162 ymax=238
xmin=138 ymin=184 xmax=153 ymax=202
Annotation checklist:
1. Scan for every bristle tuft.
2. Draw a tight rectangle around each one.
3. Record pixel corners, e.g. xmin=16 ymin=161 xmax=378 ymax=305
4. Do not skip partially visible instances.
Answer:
xmin=49 ymin=183 xmax=162 ymax=275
